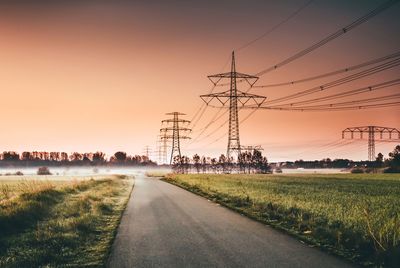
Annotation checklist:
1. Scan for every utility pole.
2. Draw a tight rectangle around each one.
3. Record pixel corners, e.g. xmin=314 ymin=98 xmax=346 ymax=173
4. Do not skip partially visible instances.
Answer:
xmin=161 ymin=112 xmax=191 ymax=164
xmin=342 ymin=126 xmax=400 ymax=161
xmin=200 ymin=51 xmax=266 ymax=162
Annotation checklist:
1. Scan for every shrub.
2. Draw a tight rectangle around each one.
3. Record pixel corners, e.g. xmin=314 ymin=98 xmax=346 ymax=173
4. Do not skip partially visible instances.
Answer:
xmin=365 ymin=168 xmax=375 ymax=174
xmin=351 ymin=167 xmax=364 ymax=173
xmin=37 ymin=167 xmax=52 ymax=175
xmin=383 ymin=167 xmax=400 ymax=173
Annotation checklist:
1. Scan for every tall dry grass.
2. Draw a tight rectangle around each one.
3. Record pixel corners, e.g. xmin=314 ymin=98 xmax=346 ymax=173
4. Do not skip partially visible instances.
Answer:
xmin=0 ymin=175 xmax=134 ymax=267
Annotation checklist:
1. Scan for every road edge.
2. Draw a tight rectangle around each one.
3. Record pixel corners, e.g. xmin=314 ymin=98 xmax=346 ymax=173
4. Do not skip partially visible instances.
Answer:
xmin=105 ymin=175 xmax=136 ymax=267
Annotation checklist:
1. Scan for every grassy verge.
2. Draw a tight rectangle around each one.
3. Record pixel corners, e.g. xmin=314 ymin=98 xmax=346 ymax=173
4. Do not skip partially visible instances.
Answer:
xmin=164 ymin=173 xmax=400 ymax=267
xmin=145 ymin=170 xmax=169 ymax=178
xmin=0 ymin=175 xmax=134 ymax=267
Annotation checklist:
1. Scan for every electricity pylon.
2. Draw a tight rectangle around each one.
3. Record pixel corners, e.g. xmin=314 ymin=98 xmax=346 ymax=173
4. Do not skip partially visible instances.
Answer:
xmin=143 ymin=145 xmax=152 ymax=159
xmin=342 ymin=126 xmax=400 ymax=161
xmin=200 ymin=51 xmax=266 ymax=161
xmin=161 ymin=112 xmax=191 ymax=164
xmin=157 ymin=131 xmax=169 ymax=165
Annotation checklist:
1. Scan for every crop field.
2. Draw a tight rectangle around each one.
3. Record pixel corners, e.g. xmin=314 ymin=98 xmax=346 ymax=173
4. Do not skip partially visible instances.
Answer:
xmin=165 ymin=173 xmax=400 ymax=267
xmin=0 ymin=175 xmax=134 ymax=267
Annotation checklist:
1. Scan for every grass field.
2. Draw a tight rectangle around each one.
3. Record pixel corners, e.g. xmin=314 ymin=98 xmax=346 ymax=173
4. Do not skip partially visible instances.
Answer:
xmin=165 ymin=173 xmax=400 ymax=267
xmin=0 ymin=175 xmax=134 ymax=267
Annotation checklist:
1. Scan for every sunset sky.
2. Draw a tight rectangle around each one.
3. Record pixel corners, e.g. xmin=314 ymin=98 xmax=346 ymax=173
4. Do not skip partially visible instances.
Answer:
xmin=0 ymin=0 xmax=399 ymax=162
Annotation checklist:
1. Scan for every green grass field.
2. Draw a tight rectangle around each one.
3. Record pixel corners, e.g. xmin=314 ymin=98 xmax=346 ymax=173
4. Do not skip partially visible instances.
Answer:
xmin=0 ymin=175 xmax=134 ymax=267
xmin=165 ymin=173 xmax=400 ymax=267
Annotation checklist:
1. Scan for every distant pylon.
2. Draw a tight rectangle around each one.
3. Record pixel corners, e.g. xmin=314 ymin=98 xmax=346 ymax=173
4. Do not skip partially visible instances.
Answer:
xmin=200 ymin=51 xmax=266 ymax=161
xmin=342 ymin=126 xmax=400 ymax=161
xmin=143 ymin=145 xmax=152 ymax=159
xmin=157 ymin=130 xmax=169 ymax=164
xmin=161 ymin=112 xmax=191 ymax=164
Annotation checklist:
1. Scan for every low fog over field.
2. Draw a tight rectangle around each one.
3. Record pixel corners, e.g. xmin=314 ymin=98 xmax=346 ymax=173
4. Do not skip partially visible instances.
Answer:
xmin=0 ymin=167 xmax=171 ymax=177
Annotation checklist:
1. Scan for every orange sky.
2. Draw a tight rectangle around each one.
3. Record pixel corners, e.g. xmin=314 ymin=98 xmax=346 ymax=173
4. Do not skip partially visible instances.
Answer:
xmin=0 ymin=1 xmax=399 ymax=162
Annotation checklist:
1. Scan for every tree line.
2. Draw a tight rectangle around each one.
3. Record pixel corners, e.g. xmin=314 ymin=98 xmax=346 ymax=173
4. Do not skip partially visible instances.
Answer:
xmin=0 ymin=151 xmax=157 ymax=167
xmin=172 ymin=149 xmax=271 ymax=174
xmin=172 ymin=145 xmax=400 ymax=174
xmin=275 ymin=145 xmax=400 ymax=173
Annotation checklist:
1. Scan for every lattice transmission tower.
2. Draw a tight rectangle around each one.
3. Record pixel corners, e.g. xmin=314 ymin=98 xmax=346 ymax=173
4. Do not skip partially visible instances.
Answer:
xmin=143 ymin=145 xmax=152 ymax=160
xmin=157 ymin=130 xmax=169 ymax=165
xmin=200 ymin=51 xmax=266 ymax=161
xmin=342 ymin=126 xmax=400 ymax=161
xmin=161 ymin=112 xmax=191 ymax=164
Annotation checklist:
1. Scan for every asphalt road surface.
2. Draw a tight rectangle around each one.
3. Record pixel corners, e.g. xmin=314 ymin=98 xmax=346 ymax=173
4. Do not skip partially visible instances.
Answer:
xmin=108 ymin=173 xmax=353 ymax=268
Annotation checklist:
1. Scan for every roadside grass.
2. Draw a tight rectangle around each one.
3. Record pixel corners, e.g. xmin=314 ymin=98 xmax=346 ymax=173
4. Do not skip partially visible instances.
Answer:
xmin=0 ymin=175 xmax=134 ymax=267
xmin=145 ymin=170 xmax=169 ymax=178
xmin=164 ymin=173 xmax=400 ymax=267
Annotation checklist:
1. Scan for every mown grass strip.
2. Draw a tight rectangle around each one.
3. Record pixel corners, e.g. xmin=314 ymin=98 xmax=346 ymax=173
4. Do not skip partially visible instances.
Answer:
xmin=164 ymin=173 xmax=400 ymax=267
xmin=0 ymin=175 xmax=134 ymax=267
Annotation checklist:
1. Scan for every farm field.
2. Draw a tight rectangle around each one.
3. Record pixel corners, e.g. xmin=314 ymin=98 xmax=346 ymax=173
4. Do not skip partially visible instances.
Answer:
xmin=0 ymin=175 xmax=134 ymax=267
xmin=164 ymin=173 xmax=400 ymax=267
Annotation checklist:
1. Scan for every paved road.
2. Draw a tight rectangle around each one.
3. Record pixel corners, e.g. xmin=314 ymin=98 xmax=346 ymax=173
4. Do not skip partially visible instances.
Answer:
xmin=108 ymin=173 xmax=353 ymax=268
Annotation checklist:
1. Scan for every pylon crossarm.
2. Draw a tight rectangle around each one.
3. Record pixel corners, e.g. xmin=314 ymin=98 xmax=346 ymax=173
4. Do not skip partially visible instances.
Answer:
xmin=160 ymin=135 xmax=191 ymax=140
xmin=200 ymin=95 xmax=211 ymax=105
xmin=248 ymin=78 xmax=258 ymax=87
xmin=200 ymin=90 xmax=230 ymax=106
xmin=342 ymin=125 xmax=400 ymax=161
xmin=208 ymin=72 xmax=258 ymax=79
xmin=160 ymin=127 xmax=191 ymax=132
xmin=251 ymin=95 xmax=267 ymax=107
xmin=162 ymin=119 xmax=190 ymax=124
xmin=208 ymin=76 xmax=222 ymax=86
xmin=201 ymin=90 xmax=266 ymax=108
xmin=165 ymin=112 xmax=186 ymax=115
xmin=238 ymin=97 xmax=250 ymax=106
xmin=214 ymin=97 xmax=228 ymax=106
xmin=342 ymin=126 xmax=400 ymax=139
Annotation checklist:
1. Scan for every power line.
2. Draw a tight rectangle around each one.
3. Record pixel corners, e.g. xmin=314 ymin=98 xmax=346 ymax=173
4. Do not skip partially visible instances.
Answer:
xmin=189 ymin=107 xmax=225 ymax=144
xmin=189 ymin=0 xmax=400 ymax=154
xmin=193 ymin=66 xmax=400 ymax=147
xmin=189 ymin=55 xmax=232 ymax=131
xmin=254 ymin=50 xmax=400 ymax=88
xmin=263 ymin=79 xmax=400 ymax=108
xmin=195 ymin=117 xmax=229 ymax=143
xmin=254 ymin=0 xmax=399 ymax=77
xmin=190 ymin=102 xmax=206 ymax=125
xmin=253 ymin=101 xmax=400 ymax=112
xmin=280 ymin=139 xmax=355 ymax=158
xmin=260 ymin=60 xmax=400 ymax=105
xmin=236 ymin=0 xmax=314 ymax=52
xmin=190 ymin=104 xmax=208 ymax=130
xmin=191 ymin=108 xmax=228 ymax=134
xmin=285 ymin=93 xmax=400 ymax=109
xmin=193 ymin=107 xmax=258 ymax=148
